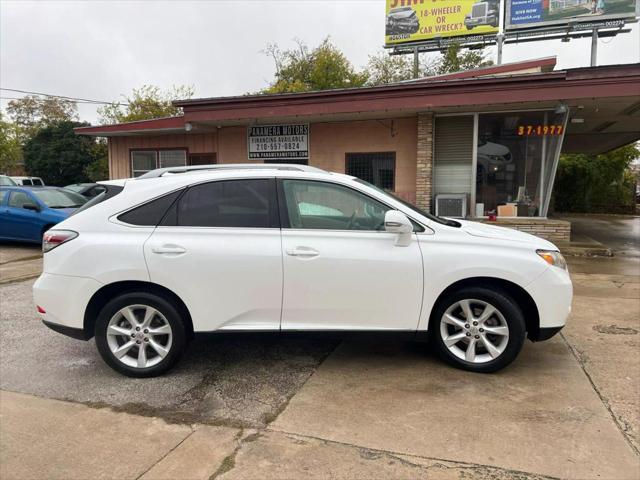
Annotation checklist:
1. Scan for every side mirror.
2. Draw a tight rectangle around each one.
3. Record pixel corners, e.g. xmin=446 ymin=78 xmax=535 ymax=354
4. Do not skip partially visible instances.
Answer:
xmin=384 ymin=210 xmax=413 ymax=246
xmin=23 ymin=203 xmax=40 ymax=212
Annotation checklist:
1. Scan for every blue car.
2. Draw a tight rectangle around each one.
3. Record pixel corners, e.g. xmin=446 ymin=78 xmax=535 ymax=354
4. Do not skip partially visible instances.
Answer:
xmin=0 ymin=186 xmax=87 ymax=244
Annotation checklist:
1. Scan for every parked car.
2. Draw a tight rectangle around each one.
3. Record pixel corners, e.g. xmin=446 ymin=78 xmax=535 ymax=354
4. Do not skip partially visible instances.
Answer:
xmin=65 ymin=183 xmax=107 ymax=199
xmin=33 ymin=164 xmax=572 ymax=377
xmin=11 ymin=176 xmax=45 ymax=186
xmin=386 ymin=6 xmax=420 ymax=35
xmin=464 ymin=0 xmax=499 ymax=29
xmin=0 ymin=175 xmax=17 ymax=186
xmin=0 ymin=186 xmax=87 ymax=244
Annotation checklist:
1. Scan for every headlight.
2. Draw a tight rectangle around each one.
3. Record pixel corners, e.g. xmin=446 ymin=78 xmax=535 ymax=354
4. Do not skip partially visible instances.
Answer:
xmin=536 ymin=250 xmax=567 ymax=270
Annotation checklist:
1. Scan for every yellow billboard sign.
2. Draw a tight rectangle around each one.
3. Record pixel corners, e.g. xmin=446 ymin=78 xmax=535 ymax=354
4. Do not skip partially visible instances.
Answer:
xmin=385 ymin=0 xmax=500 ymax=45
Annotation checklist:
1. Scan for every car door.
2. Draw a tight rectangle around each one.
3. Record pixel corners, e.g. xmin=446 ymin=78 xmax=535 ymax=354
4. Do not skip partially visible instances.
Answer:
xmin=143 ymin=178 xmax=283 ymax=332
xmin=3 ymin=190 xmax=42 ymax=241
xmin=279 ymin=179 xmax=423 ymax=331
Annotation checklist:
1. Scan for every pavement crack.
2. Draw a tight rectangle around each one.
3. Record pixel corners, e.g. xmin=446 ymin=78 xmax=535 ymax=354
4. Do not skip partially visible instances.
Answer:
xmin=560 ymin=331 xmax=640 ymax=457
xmin=135 ymin=427 xmax=196 ymax=480
xmin=267 ymin=428 xmax=560 ymax=479
xmin=209 ymin=430 xmax=262 ymax=479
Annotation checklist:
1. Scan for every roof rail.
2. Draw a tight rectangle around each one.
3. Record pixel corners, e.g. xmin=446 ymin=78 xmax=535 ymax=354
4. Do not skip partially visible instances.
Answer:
xmin=136 ymin=163 xmax=326 ymax=179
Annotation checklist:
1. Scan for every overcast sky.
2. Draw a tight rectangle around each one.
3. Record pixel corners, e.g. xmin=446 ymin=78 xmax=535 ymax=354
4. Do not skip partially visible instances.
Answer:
xmin=1 ymin=0 xmax=639 ymax=124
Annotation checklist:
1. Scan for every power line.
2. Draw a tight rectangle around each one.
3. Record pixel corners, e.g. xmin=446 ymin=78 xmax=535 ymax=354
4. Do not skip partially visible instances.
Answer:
xmin=0 ymin=95 xmax=113 ymax=105
xmin=0 ymin=88 xmax=125 ymax=106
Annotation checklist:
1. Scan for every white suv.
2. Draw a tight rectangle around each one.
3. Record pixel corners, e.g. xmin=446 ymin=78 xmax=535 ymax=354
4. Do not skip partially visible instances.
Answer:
xmin=33 ymin=164 xmax=572 ymax=377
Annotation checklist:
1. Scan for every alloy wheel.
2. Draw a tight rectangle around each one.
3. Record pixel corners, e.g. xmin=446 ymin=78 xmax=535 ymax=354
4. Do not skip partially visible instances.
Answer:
xmin=439 ymin=299 xmax=509 ymax=364
xmin=106 ymin=304 xmax=173 ymax=369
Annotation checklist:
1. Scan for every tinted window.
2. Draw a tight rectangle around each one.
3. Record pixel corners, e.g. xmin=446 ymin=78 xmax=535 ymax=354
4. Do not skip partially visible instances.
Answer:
xmin=281 ymin=180 xmax=390 ymax=231
xmin=22 ymin=179 xmax=33 ymax=186
xmin=346 ymin=152 xmax=395 ymax=191
xmin=174 ymin=179 xmax=276 ymax=228
xmin=118 ymin=190 xmax=183 ymax=226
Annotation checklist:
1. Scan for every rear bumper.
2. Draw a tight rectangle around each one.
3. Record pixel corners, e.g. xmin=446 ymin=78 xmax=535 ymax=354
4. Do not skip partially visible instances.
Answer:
xmin=42 ymin=320 xmax=90 ymax=340
xmin=33 ymin=272 xmax=102 ymax=336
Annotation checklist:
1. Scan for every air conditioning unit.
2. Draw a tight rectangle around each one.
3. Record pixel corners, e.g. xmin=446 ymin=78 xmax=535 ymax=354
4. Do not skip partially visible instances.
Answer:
xmin=435 ymin=194 xmax=467 ymax=218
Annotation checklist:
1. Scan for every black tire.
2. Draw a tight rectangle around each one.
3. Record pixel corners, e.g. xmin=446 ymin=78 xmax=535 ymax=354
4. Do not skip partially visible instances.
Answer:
xmin=430 ymin=287 xmax=526 ymax=373
xmin=95 ymin=292 xmax=187 ymax=377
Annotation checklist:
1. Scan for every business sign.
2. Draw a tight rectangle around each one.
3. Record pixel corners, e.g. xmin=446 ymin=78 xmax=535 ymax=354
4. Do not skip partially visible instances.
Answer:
xmin=248 ymin=124 xmax=309 ymax=160
xmin=506 ymin=0 xmax=639 ymax=30
xmin=385 ymin=0 xmax=499 ymax=45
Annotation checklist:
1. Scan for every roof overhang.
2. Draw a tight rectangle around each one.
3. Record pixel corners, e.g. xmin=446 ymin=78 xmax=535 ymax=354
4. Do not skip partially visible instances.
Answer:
xmin=76 ymin=62 xmax=640 ymax=153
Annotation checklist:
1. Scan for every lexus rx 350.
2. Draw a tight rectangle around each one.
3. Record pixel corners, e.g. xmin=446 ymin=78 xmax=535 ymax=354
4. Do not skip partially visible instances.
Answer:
xmin=33 ymin=165 xmax=572 ymax=377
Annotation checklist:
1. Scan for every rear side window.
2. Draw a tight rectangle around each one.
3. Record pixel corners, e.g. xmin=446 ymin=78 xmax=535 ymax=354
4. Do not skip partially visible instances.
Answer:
xmin=118 ymin=190 xmax=182 ymax=226
xmin=0 ymin=190 xmax=7 ymax=203
xmin=164 ymin=179 xmax=277 ymax=228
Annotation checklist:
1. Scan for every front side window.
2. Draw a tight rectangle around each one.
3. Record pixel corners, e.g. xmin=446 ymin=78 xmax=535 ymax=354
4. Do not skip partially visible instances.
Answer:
xmin=8 ymin=191 xmax=35 ymax=208
xmin=346 ymin=152 xmax=396 ymax=191
xmin=131 ymin=149 xmax=187 ymax=177
xmin=281 ymin=179 xmax=390 ymax=231
xmin=172 ymin=179 xmax=276 ymax=228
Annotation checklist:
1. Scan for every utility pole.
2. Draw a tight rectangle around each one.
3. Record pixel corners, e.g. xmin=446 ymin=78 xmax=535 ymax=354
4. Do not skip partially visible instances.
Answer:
xmin=413 ymin=47 xmax=419 ymax=78
xmin=590 ymin=28 xmax=598 ymax=66
xmin=496 ymin=33 xmax=504 ymax=65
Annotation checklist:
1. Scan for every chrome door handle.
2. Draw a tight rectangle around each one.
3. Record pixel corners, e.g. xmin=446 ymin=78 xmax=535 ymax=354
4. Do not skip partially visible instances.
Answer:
xmin=152 ymin=245 xmax=186 ymax=255
xmin=286 ymin=247 xmax=319 ymax=258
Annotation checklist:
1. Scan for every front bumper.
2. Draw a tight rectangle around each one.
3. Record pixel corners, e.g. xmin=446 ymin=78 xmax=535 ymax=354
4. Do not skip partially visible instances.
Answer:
xmin=525 ymin=265 xmax=573 ymax=336
xmin=33 ymin=272 xmax=102 ymax=339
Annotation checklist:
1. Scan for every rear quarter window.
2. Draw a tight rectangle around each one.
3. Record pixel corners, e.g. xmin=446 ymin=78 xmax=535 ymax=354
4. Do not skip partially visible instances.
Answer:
xmin=118 ymin=190 xmax=183 ymax=226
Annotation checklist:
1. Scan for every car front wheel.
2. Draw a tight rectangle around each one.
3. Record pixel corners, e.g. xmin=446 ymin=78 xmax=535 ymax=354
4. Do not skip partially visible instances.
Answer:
xmin=431 ymin=287 xmax=526 ymax=373
xmin=95 ymin=292 xmax=186 ymax=377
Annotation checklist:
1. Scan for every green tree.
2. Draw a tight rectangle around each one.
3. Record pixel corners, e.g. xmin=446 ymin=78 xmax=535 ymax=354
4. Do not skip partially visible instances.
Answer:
xmin=262 ymin=38 xmax=369 ymax=94
xmin=437 ymin=43 xmax=493 ymax=74
xmin=554 ymin=143 xmax=639 ymax=213
xmin=366 ymin=43 xmax=493 ymax=86
xmin=23 ymin=121 xmax=96 ymax=186
xmin=6 ymin=95 xmax=78 ymax=143
xmin=98 ymin=85 xmax=195 ymax=124
xmin=0 ymin=112 xmax=23 ymax=174
xmin=84 ymin=140 xmax=109 ymax=181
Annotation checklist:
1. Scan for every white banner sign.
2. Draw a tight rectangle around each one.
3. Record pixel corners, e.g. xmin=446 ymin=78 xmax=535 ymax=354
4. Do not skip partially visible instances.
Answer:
xmin=248 ymin=124 xmax=309 ymax=160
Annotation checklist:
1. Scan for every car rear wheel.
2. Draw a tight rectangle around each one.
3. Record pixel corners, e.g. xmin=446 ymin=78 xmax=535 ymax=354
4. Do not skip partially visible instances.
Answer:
xmin=95 ymin=292 xmax=186 ymax=377
xmin=431 ymin=287 xmax=526 ymax=373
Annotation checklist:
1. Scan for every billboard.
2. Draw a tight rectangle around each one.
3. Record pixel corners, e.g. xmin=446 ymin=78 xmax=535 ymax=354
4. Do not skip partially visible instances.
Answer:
xmin=506 ymin=0 xmax=640 ymax=30
xmin=248 ymin=124 xmax=309 ymax=160
xmin=385 ymin=0 xmax=500 ymax=45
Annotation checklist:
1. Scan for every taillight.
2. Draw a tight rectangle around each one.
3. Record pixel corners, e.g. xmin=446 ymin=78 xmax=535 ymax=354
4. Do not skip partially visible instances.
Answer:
xmin=43 ymin=230 xmax=78 ymax=253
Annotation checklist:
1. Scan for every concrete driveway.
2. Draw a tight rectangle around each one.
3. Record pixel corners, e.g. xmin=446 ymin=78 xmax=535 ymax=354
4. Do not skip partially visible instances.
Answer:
xmin=1 ymin=248 xmax=639 ymax=479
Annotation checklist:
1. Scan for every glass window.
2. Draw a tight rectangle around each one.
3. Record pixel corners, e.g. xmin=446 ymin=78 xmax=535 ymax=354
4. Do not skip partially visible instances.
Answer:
xmin=131 ymin=149 xmax=187 ymax=177
xmin=8 ymin=191 xmax=35 ymax=208
xmin=475 ymin=111 xmax=565 ymax=217
xmin=131 ymin=151 xmax=157 ymax=177
xmin=118 ymin=190 xmax=183 ymax=226
xmin=0 ymin=190 xmax=6 ymax=203
xmin=159 ymin=150 xmax=187 ymax=168
xmin=32 ymin=189 xmax=86 ymax=208
xmin=282 ymin=179 xmax=390 ymax=231
xmin=175 ymin=179 xmax=276 ymax=228
xmin=346 ymin=152 xmax=395 ymax=191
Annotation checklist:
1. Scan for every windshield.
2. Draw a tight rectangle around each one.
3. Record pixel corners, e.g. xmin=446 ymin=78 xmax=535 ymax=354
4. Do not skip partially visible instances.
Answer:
xmin=64 ymin=184 xmax=86 ymax=192
xmin=353 ymin=179 xmax=461 ymax=227
xmin=0 ymin=176 xmax=17 ymax=186
xmin=32 ymin=189 xmax=87 ymax=208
